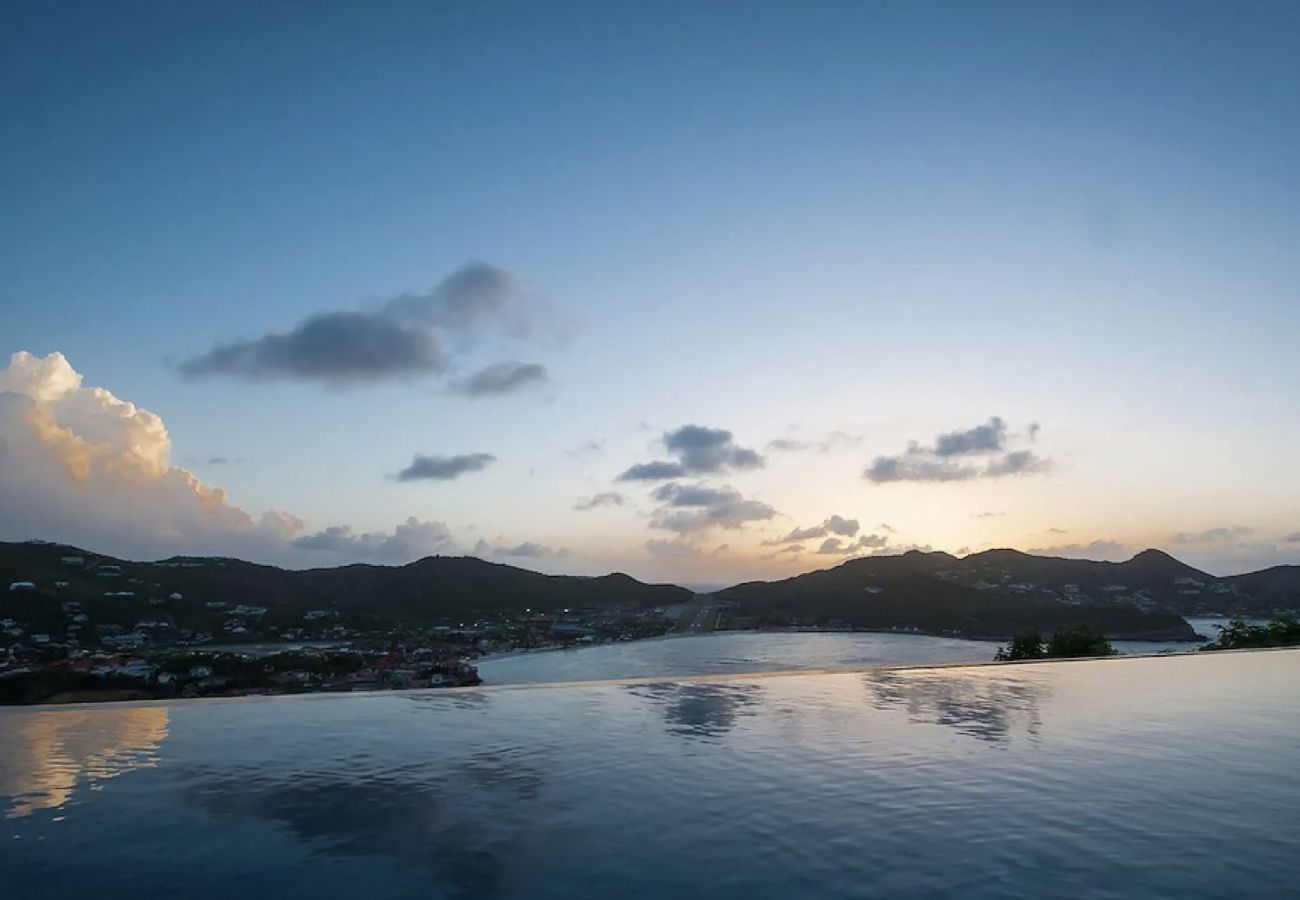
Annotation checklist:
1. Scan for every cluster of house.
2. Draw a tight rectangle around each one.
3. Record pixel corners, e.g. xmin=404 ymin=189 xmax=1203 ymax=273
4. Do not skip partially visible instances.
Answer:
xmin=429 ymin=604 xmax=678 ymax=657
xmin=928 ymin=566 xmax=1250 ymax=613
xmin=0 ymin=638 xmax=482 ymax=698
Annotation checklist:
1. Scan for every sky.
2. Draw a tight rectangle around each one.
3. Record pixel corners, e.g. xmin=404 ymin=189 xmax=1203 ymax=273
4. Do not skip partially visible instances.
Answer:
xmin=2 ymin=0 xmax=1298 ymax=585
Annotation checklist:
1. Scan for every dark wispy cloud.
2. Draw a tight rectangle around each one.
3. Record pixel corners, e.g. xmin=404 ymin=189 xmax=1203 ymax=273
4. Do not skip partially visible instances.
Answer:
xmin=179 ymin=262 xmax=548 ymax=390
xmin=1287 ymin=532 xmax=1300 ymax=543
xmin=493 ymin=541 xmax=555 ymax=558
xmin=293 ymin=517 xmax=455 ymax=562
xmin=985 ymin=450 xmax=1050 ymax=478
xmin=815 ymin=533 xmax=891 ymax=556
xmin=619 ymin=461 xmax=688 ymax=480
xmin=395 ymin=452 xmax=495 ymax=482
xmin=934 ymin=417 xmax=1008 ymax=456
xmin=766 ymin=430 xmax=861 ymax=454
xmin=618 ymin=425 xmax=764 ymax=481
xmin=1027 ymin=539 xmax=1130 ymax=560
xmin=765 ymin=514 xmax=860 ymax=545
xmin=455 ymin=362 xmax=547 ymax=397
xmin=471 ymin=538 xmax=563 ymax=559
xmin=647 ymin=482 xmax=776 ymax=533
xmin=971 ymin=511 xmax=1004 ymax=519
xmin=864 ymin=417 xmax=1050 ymax=484
xmin=1169 ymin=526 xmax=1255 ymax=544
xmin=573 ymin=491 xmax=626 ymax=511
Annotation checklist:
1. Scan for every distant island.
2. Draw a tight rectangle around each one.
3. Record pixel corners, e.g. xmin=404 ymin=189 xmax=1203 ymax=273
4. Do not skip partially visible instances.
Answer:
xmin=3 ymin=539 xmax=1299 ymax=703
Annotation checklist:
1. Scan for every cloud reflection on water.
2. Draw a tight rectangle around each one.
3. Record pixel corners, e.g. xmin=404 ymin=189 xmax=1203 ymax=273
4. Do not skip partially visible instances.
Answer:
xmin=626 ymin=681 xmax=765 ymax=740
xmin=186 ymin=744 xmax=559 ymax=898
xmin=0 ymin=706 xmax=169 ymax=819
xmin=863 ymin=670 xmax=1046 ymax=744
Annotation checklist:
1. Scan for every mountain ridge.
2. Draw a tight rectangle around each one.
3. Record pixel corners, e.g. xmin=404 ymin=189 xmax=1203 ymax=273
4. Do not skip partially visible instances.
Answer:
xmin=4 ymin=540 xmax=1297 ymax=644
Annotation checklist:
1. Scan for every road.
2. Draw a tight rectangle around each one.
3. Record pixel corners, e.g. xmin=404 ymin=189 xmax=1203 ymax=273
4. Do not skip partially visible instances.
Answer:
xmin=675 ymin=594 xmax=722 ymax=634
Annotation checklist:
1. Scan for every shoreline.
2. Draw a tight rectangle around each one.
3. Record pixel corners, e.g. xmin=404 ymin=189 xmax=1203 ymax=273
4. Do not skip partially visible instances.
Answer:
xmin=3 ymin=645 xmax=1295 ymax=711
xmin=473 ymin=621 xmax=1207 ymax=666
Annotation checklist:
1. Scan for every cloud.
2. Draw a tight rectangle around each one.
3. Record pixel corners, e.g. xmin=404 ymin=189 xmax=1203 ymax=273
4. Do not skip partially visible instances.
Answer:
xmin=814 ymin=533 xmax=891 ymax=556
xmin=618 ymin=424 xmax=763 ymax=481
xmin=1027 ymin=539 xmax=1130 ymax=561
xmin=454 ymin=362 xmax=547 ymax=397
xmin=394 ymin=452 xmax=495 ymax=482
xmin=293 ymin=517 xmax=454 ymax=562
xmin=765 ymin=514 xmax=861 ymax=544
xmin=0 ymin=350 xmax=257 ymax=558
xmin=647 ymin=483 xmax=776 ymax=533
xmin=179 ymin=262 xmax=546 ymax=389
xmin=258 ymin=510 xmax=306 ymax=541
xmin=493 ymin=541 xmax=555 ymax=558
xmin=972 ymin=511 xmax=1004 ymax=519
xmin=618 ymin=461 xmax=687 ymax=481
xmin=864 ymin=418 xmax=1050 ymax=484
xmin=1287 ymin=533 xmax=1300 ymax=543
xmin=825 ymin=515 xmax=859 ymax=537
xmin=1047 ymin=527 xmax=1068 ymax=534
xmin=573 ymin=491 xmax=626 ymax=511
xmin=0 ymin=350 xmax=472 ymax=567
xmin=934 ymin=417 xmax=1007 ymax=456
xmin=650 ymin=483 xmax=739 ymax=507
xmin=1169 ymin=526 xmax=1255 ymax=544
xmin=179 ymin=311 xmax=446 ymax=385
xmin=984 ymin=450 xmax=1051 ymax=478
xmin=766 ymin=430 xmax=861 ymax=453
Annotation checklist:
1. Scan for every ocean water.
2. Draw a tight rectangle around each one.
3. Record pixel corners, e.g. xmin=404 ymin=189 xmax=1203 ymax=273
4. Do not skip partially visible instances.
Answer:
xmin=476 ymin=621 xmax=1225 ymax=686
xmin=2 ymin=650 xmax=1298 ymax=899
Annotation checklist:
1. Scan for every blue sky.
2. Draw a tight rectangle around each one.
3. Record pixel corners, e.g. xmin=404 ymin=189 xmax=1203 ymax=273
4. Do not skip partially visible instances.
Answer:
xmin=2 ymin=1 xmax=1298 ymax=582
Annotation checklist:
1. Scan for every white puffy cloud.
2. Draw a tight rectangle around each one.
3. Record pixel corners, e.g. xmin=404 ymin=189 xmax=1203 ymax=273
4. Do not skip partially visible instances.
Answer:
xmin=0 ymin=351 xmax=456 ymax=566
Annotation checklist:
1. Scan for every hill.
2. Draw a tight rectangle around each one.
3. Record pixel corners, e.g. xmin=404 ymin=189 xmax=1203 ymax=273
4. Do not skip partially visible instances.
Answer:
xmin=716 ymin=548 xmax=1300 ymax=641
xmin=0 ymin=540 xmax=692 ymax=641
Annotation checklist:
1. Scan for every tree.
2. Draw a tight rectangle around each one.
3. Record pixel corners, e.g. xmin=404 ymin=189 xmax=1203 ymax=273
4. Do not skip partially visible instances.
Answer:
xmin=1208 ymin=617 xmax=1300 ymax=650
xmin=996 ymin=632 xmax=1045 ymax=661
xmin=1046 ymin=624 xmax=1115 ymax=658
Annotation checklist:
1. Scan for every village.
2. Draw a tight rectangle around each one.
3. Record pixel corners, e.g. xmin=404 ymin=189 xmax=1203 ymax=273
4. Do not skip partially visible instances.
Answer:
xmin=0 ymin=551 xmax=681 ymax=704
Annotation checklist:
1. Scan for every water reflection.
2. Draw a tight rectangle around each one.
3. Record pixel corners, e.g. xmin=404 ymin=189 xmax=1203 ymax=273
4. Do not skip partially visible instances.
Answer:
xmin=863 ymin=670 xmax=1046 ymax=744
xmin=0 ymin=706 xmax=169 ymax=819
xmin=189 ymin=746 xmax=557 ymax=897
xmin=627 ymin=681 xmax=765 ymax=740
xmin=405 ymin=689 xmax=494 ymax=712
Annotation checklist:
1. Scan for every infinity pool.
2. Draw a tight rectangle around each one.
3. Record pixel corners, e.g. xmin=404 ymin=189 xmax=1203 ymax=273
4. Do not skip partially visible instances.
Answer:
xmin=2 ymin=650 xmax=1297 ymax=899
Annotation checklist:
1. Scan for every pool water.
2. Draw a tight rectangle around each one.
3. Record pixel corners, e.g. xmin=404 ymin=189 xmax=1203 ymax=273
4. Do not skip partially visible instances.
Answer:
xmin=2 ymin=650 xmax=1297 ymax=899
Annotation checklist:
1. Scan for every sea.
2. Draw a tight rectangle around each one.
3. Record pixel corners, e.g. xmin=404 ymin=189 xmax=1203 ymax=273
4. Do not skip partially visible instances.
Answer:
xmin=473 ymin=617 xmax=1232 ymax=685
xmin=2 ymin=644 xmax=1297 ymax=898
